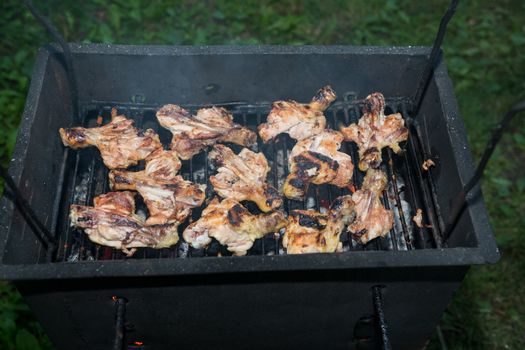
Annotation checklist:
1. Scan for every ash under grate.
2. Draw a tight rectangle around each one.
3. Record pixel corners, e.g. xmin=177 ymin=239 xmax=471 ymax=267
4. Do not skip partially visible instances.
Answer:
xmin=54 ymin=97 xmax=443 ymax=262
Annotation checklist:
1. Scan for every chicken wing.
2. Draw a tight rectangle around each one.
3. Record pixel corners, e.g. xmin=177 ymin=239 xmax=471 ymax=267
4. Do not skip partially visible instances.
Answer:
xmin=183 ymin=198 xmax=287 ymax=256
xmin=156 ymin=104 xmax=257 ymax=159
xmin=258 ymin=86 xmax=336 ymax=142
xmin=349 ymin=169 xmax=394 ymax=244
xmin=283 ymin=130 xmax=354 ymax=200
xmin=70 ymin=191 xmax=180 ymax=256
xmin=109 ymin=149 xmax=204 ymax=225
xmin=209 ymin=145 xmax=282 ymax=212
xmin=59 ymin=109 xmax=162 ymax=169
xmin=341 ymin=92 xmax=408 ymax=171
xmin=283 ymin=195 xmax=355 ymax=254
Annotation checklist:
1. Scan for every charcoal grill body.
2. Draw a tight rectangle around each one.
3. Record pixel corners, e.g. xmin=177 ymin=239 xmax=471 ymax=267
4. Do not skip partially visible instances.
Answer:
xmin=0 ymin=45 xmax=499 ymax=350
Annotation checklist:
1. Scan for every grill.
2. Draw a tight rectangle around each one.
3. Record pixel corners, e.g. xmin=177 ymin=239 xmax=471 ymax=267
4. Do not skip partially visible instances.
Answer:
xmin=54 ymin=98 xmax=438 ymax=263
xmin=0 ymin=0 xmax=525 ymax=350
xmin=0 ymin=44 xmax=500 ymax=350
xmin=0 ymin=2 xmax=506 ymax=346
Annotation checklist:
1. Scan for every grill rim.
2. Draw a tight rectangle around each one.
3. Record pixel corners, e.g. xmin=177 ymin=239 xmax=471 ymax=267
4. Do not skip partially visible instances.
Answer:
xmin=0 ymin=248 xmax=492 ymax=281
xmin=49 ymin=43 xmax=435 ymax=58
xmin=0 ymin=44 xmax=499 ymax=280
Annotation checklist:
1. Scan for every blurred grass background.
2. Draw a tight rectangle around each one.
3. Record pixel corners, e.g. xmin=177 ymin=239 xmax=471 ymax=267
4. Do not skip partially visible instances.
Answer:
xmin=1 ymin=0 xmax=524 ymax=349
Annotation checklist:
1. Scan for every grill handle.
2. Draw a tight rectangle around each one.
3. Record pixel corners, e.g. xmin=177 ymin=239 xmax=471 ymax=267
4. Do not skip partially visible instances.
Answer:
xmin=23 ymin=0 xmax=79 ymax=121
xmin=443 ymin=100 xmax=525 ymax=241
xmin=413 ymin=0 xmax=459 ymax=117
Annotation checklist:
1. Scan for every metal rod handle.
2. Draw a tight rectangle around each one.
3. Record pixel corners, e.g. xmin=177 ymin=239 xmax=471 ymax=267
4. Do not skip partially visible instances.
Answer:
xmin=413 ymin=0 xmax=459 ymax=116
xmin=443 ymin=100 xmax=525 ymax=241
xmin=23 ymin=0 xmax=79 ymax=121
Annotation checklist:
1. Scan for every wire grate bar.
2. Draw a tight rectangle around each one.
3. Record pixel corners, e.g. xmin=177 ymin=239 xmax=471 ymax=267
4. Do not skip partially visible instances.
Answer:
xmin=385 ymin=149 xmax=413 ymax=250
xmin=401 ymin=104 xmax=443 ymax=249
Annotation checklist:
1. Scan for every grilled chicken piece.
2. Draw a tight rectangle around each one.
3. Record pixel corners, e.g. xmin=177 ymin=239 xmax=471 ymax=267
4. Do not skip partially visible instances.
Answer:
xmin=156 ymin=104 xmax=257 ymax=159
xmin=283 ymin=195 xmax=355 ymax=254
xmin=258 ymin=86 xmax=336 ymax=142
xmin=59 ymin=109 xmax=162 ymax=169
xmin=209 ymin=145 xmax=282 ymax=212
xmin=413 ymin=208 xmax=424 ymax=228
xmin=109 ymin=149 xmax=204 ymax=225
xmin=341 ymin=92 xmax=408 ymax=171
xmin=70 ymin=191 xmax=179 ymax=256
xmin=283 ymin=130 xmax=354 ymax=200
xmin=183 ymin=198 xmax=287 ymax=256
xmin=349 ymin=169 xmax=394 ymax=244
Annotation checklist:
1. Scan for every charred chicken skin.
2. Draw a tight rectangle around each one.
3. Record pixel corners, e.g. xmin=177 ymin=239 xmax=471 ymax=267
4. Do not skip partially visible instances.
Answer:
xmin=70 ymin=191 xmax=180 ymax=256
xmin=258 ymin=86 xmax=336 ymax=142
xmin=156 ymin=104 xmax=257 ymax=159
xmin=183 ymin=198 xmax=287 ymax=256
xmin=283 ymin=130 xmax=354 ymax=200
xmin=59 ymin=108 xmax=162 ymax=169
xmin=209 ymin=145 xmax=282 ymax=212
xmin=349 ymin=169 xmax=394 ymax=244
xmin=109 ymin=149 xmax=204 ymax=226
xmin=341 ymin=92 xmax=408 ymax=171
xmin=283 ymin=195 xmax=355 ymax=254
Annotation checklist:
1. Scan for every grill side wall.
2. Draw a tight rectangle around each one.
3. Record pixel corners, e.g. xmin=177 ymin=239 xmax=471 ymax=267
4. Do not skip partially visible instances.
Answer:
xmin=72 ymin=46 xmax=429 ymax=105
xmin=0 ymin=43 xmax=497 ymax=350
xmin=1 ymin=47 xmax=72 ymax=265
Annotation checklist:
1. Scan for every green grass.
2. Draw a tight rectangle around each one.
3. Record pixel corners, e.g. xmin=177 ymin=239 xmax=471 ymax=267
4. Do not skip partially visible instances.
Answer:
xmin=1 ymin=0 xmax=524 ymax=349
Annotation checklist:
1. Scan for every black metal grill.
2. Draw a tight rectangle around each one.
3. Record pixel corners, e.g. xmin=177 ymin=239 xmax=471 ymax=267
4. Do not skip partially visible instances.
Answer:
xmin=0 ymin=2 xmax=503 ymax=347
xmin=52 ymin=97 xmax=442 ymax=263
xmin=0 ymin=43 xmax=501 ymax=350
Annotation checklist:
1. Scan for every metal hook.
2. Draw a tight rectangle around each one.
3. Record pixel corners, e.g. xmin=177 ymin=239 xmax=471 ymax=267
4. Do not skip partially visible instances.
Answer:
xmin=443 ymin=100 xmax=525 ymax=241
xmin=23 ymin=0 xmax=80 ymax=122
xmin=412 ymin=0 xmax=459 ymax=117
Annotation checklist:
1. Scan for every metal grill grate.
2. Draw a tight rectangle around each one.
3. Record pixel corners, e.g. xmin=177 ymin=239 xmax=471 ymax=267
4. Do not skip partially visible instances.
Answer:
xmin=53 ymin=97 xmax=443 ymax=262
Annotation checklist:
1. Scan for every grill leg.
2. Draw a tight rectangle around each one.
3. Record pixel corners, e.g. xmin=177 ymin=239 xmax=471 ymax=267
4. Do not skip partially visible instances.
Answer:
xmin=372 ymin=286 xmax=391 ymax=350
xmin=113 ymin=298 xmax=127 ymax=350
